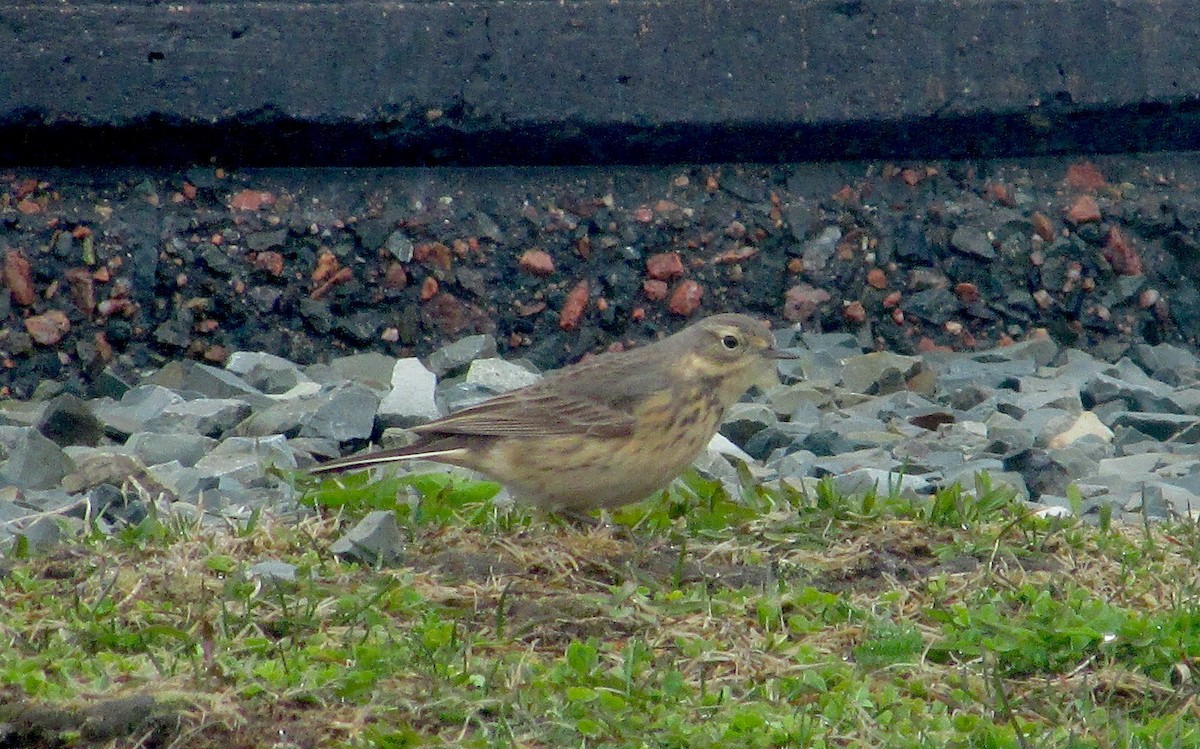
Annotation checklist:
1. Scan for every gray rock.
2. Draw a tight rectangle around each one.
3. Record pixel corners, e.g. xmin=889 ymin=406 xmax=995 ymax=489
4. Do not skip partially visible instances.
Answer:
xmin=1144 ymin=482 xmax=1200 ymax=518
xmin=767 ymin=384 xmax=837 ymax=418
xmin=34 ymin=393 xmax=104 ymax=447
xmin=94 ymin=385 xmax=185 ymax=438
xmin=1 ymin=429 xmax=75 ymax=489
xmin=811 ymin=448 xmax=898 ymax=477
xmin=384 ymin=231 xmax=414 ymax=262
xmin=862 ymin=390 xmax=943 ymax=419
xmin=980 ymin=424 xmax=1036 ymax=460
xmin=248 ymin=560 xmax=298 ymax=583
xmin=10 ymin=515 xmax=70 ymax=554
xmin=245 ymin=227 xmax=288 ymax=251
xmin=1100 ymin=274 xmax=1147 ymax=309
xmin=1125 ymin=483 xmax=1172 ymax=520
xmin=832 ymin=468 xmax=932 ymax=499
xmin=91 ymin=359 xmax=142 ymax=400
xmin=1012 ymin=386 xmax=1083 ymax=413
xmin=164 ymin=501 xmax=204 ymax=523
xmin=840 ymin=352 xmax=924 ymax=396
xmin=950 ymin=225 xmax=997 ymax=259
xmin=330 ymin=510 xmax=404 ymax=565
xmin=1112 ymin=356 xmax=1177 ymax=393
xmin=428 ymin=334 xmax=498 ymax=377
xmin=1131 ymin=342 xmax=1200 ymax=386
xmin=193 ymin=435 xmax=297 ymax=486
xmin=767 ymin=449 xmax=817 ymax=479
xmin=1015 ymin=408 xmax=1079 ymax=448
xmin=936 ymin=356 xmax=1037 ymax=393
xmin=333 ymin=312 xmax=383 ymax=344
xmin=1108 ymin=411 xmax=1200 ymax=442
xmin=225 ymin=351 xmax=311 ymax=394
xmin=690 ymin=451 xmax=742 ymax=497
xmin=437 ymin=381 xmax=499 ymax=414
xmin=904 ymin=287 xmax=959 ymax=326
xmin=145 ymin=360 xmax=271 ymax=409
xmin=125 ymin=432 xmax=216 ymax=468
xmin=1082 ymin=373 xmax=1178 ymax=413
xmin=0 ymin=495 xmax=26 ymax=524
xmin=145 ymin=398 xmax=253 ymax=438
xmin=744 ymin=423 xmax=808 ymax=460
xmin=720 ymin=403 xmax=777 ymax=447
xmin=84 ymin=483 xmax=147 ymax=525
xmin=378 ymin=358 xmax=441 ymax=427
xmin=58 ymin=452 xmax=157 ymax=497
xmin=232 ymin=394 xmax=319 ymax=438
xmin=800 ymin=331 xmax=865 ymax=359
xmin=940 ymin=458 xmax=1006 ymax=483
xmin=800 ymin=226 xmax=841 ymax=271
xmin=465 ymin=358 xmax=541 ymax=393
xmin=1167 ymin=388 xmax=1200 ymax=416
xmin=939 ymin=465 xmax=1029 ymax=503
xmin=981 ymin=337 xmax=1061 ymax=367
xmin=13 ymin=489 xmax=79 ymax=516
xmin=302 ymin=384 xmax=380 ymax=442
xmin=1098 ymin=452 xmax=1168 ymax=477
xmin=282 ymin=436 xmax=342 ymax=466
xmin=1045 ymin=446 xmax=1100 ymax=484
xmin=147 ymin=461 xmax=219 ymax=499
xmin=323 ymin=352 xmax=397 ymax=391
xmin=775 ymin=350 xmax=839 ymax=386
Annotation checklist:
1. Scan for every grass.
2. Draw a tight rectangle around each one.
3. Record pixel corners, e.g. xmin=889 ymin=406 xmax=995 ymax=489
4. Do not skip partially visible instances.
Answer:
xmin=3 ymin=468 xmax=1200 ymax=747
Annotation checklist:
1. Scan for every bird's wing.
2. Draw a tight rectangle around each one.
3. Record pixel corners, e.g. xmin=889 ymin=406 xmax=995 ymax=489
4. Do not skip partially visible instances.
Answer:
xmin=413 ymin=353 xmax=663 ymax=439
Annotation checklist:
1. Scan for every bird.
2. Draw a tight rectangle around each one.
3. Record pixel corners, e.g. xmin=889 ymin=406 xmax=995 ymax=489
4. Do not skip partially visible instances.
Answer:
xmin=311 ymin=313 xmax=796 ymax=513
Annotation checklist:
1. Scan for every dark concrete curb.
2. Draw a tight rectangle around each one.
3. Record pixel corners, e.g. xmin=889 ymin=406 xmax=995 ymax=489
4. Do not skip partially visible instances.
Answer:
xmin=4 ymin=0 xmax=1200 ymax=165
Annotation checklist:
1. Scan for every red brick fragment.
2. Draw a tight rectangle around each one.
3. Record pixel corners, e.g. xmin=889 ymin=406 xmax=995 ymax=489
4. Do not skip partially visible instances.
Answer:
xmin=229 ymin=189 xmax=274 ymax=211
xmin=518 ymin=249 xmax=555 ymax=276
xmin=643 ymin=279 xmax=669 ymax=301
xmin=560 ymin=280 xmax=589 ymax=330
xmin=312 ymin=252 xmax=340 ymax=284
xmin=419 ymin=276 xmax=439 ymax=301
xmin=954 ymin=282 xmax=980 ymax=304
xmin=646 ymin=252 xmax=685 ymax=281
xmin=379 ymin=263 xmax=406 ymax=290
xmin=25 ymin=310 xmax=70 ymax=345
xmin=712 ymin=246 xmax=759 ymax=264
xmin=4 ymin=250 xmax=35 ymax=306
xmin=64 ymin=268 xmax=96 ymax=315
xmin=1103 ymin=227 xmax=1144 ymax=276
xmin=1066 ymin=163 xmax=1106 ymax=191
xmin=1065 ymin=196 xmax=1101 ymax=225
xmin=668 ymin=280 xmax=703 ymax=317
xmin=414 ymin=242 xmax=452 ymax=271
xmin=1032 ymin=212 xmax=1056 ymax=242
xmin=783 ymin=284 xmax=831 ymax=323
xmin=254 ymin=251 xmax=284 ymax=277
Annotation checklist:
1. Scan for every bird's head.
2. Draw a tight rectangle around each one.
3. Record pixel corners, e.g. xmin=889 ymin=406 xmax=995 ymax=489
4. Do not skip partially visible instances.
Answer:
xmin=673 ymin=313 xmax=797 ymax=401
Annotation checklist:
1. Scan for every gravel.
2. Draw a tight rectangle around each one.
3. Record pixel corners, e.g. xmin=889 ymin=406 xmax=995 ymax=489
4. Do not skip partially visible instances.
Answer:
xmin=3 ymin=154 xmax=1200 ymax=554
xmin=0 ymin=322 xmax=1195 ymax=555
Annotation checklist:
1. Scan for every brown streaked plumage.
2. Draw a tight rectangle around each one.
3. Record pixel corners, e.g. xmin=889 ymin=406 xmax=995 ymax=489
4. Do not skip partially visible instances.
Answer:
xmin=311 ymin=313 xmax=796 ymax=512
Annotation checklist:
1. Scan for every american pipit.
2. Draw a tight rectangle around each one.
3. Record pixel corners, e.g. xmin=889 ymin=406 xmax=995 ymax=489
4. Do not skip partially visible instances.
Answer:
xmin=312 ymin=313 xmax=795 ymax=512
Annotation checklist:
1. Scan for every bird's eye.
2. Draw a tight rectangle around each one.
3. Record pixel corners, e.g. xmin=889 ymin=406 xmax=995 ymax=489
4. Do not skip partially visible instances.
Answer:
xmin=721 ymin=334 xmax=740 ymax=350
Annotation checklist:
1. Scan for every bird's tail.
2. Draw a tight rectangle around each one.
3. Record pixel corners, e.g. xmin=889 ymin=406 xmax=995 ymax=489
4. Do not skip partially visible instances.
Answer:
xmin=310 ymin=443 xmax=469 ymax=475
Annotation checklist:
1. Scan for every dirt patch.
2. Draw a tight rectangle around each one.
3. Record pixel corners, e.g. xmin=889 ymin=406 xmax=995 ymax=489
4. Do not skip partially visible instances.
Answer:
xmin=0 ymin=690 xmax=180 ymax=748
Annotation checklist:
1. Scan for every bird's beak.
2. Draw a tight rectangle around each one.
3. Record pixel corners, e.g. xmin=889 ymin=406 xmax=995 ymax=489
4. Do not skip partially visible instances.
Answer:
xmin=764 ymin=348 xmax=799 ymax=360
